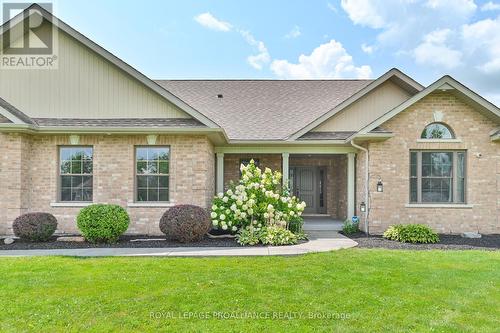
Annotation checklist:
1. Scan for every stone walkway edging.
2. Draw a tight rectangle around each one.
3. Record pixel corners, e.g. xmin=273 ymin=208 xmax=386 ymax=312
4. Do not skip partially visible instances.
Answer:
xmin=0 ymin=232 xmax=357 ymax=257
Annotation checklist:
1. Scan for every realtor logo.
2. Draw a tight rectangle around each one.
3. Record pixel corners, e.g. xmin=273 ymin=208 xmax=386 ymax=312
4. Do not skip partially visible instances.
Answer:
xmin=1 ymin=2 xmax=58 ymax=69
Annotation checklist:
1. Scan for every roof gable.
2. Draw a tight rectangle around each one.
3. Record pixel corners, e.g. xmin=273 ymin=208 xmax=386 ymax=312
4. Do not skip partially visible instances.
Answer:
xmin=310 ymin=80 xmax=413 ymax=133
xmin=353 ymin=75 xmax=500 ymax=139
xmin=288 ymin=68 xmax=423 ymax=140
xmin=0 ymin=4 xmax=220 ymax=129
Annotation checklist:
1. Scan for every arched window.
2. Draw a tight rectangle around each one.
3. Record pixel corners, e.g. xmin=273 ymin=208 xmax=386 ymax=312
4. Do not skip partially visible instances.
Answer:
xmin=421 ymin=123 xmax=455 ymax=139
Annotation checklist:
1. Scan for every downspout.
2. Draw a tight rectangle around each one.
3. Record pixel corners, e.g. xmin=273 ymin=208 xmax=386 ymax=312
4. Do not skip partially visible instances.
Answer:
xmin=349 ymin=139 xmax=370 ymax=235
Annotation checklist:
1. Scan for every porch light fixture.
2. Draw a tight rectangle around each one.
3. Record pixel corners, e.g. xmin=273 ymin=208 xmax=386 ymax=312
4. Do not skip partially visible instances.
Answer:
xmin=360 ymin=202 xmax=366 ymax=212
xmin=376 ymin=178 xmax=384 ymax=192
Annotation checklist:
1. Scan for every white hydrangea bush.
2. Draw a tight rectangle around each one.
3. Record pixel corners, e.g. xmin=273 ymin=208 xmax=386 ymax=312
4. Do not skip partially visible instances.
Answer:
xmin=210 ymin=160 xmax=306 ymax=235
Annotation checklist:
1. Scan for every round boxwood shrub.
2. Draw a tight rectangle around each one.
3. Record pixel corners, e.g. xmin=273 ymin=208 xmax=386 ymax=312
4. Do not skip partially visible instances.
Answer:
xmin=159 ymin=205 xmax=211 ymax=243
xmin=77 ymin=204 xmax=130 ymax=243
xmin=12 ymin=212 xmax=57 ymax=242
xmin=383 ymin=224 xmax=439 ymax=244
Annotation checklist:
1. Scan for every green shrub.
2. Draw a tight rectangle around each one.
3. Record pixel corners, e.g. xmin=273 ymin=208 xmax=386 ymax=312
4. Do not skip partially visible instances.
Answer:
xmin=12 ymin=212 xmax=57 ymax=242
xmin=383 ymin=224 xmax=439 ymax=244
xmin=260 ymin=226 xmax=298 ymax=246
xmin=159 ymin=205 xmax=211 ymax=243
xmin=236 ymin=226 xmax=264 ymax=246
xmin=383 ymin=225 xmax=404 ymax=241
xmin=236 ymin=225 xmax=300 ymax=246
xmin=288 ymin=216 xmax=304 ymax=233
xmin=77 ymin=204 xmax=130 ymax=243
xmin=342 ymin=219 xmax=359 ymax=235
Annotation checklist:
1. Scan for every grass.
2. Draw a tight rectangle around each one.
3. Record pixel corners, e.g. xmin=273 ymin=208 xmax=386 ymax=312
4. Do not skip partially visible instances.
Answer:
xmin=0 ymin=249 xmax=499 ymax=332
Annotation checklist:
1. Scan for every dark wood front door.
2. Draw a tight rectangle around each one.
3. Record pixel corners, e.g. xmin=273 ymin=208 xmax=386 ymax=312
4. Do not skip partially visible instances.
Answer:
xmin=294 ymin=167 xmax=317 ymax=214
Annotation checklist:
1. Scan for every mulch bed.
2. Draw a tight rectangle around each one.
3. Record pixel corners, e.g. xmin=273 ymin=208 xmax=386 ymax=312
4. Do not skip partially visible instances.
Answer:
xmin=0 ymin=234 xmax=239 ymax=250
xmin=344 ymin=232 xmax=500 ymax=251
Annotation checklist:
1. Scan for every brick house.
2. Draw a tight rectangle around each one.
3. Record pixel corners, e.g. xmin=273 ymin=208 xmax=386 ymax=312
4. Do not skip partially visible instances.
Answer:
xmin=1 ymin=6 xmax=499 ymax=235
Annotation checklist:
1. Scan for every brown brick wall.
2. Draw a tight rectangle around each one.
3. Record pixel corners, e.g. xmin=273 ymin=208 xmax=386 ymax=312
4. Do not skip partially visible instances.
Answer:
xmin=0 ymin=134 xmax=215 ymax=235
xmin=359 ymin=92 xmax=500 ymax=234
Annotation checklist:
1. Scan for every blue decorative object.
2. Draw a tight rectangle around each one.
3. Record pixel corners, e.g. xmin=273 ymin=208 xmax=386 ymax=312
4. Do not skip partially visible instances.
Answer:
xmin=352 ymin=216 xmax=359 ymax=224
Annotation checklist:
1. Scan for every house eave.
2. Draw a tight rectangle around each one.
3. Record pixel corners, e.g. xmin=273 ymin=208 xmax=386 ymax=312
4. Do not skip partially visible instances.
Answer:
xmin=226 ymin=139 xmax=348 ymax=145
xmin=347 ymin=132 xmax=394 ymax=142
xmin=0 ymin=123 xmax=225 ymax=135
xmin=214 ymin=146 xmax=357 ymax=154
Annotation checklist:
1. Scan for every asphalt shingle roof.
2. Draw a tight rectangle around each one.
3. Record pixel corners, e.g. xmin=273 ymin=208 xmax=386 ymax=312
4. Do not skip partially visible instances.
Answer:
xmin=155 ymin=80 xmax=372 ymax=140
xmin=33 ymin=118 xmax=205 ymax=127
xmin=297 ymin=131 xmax=357 ymax=141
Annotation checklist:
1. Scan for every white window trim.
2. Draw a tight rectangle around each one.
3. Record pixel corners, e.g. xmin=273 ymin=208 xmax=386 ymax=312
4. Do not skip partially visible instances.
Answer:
xmin=50 ymin=202 xmax=96 ymax=207
xmin=127 ymin=202 xmax=175 ymax=208
xmin=405 ymin=203 xmax=473 ymax=209
xmin=410 ymin=150 xmax=467 ymax=204
xmin=416 ymin=139 xmax=462 ymax=143
xmin=58 ymin=146 xmax=94 ymax=203
xmin=135 ymin=146 xmax=171 ymax=203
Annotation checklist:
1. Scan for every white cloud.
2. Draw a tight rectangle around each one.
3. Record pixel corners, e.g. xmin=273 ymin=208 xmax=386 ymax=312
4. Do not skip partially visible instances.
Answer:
xmin=194 ymin=12 xmax=232 ymax=32
xmin=481 ymin=1 xmax=500 ymax=11
xmin=339 ymin=0 xmax=500 ymax=102
xmin=194 ymin=12 xmax=269 ymax=70
xmin=327 ymin=2 xmax=338 ymax=13
xmin=425 ymin=0 xmax=477 ymax=15
xmin=462 ymin=16 xmax=500 ymax=73
xmin=239 ymin=30 xmax=270 ymax=70
xmin=414 ymin=29 xmax=463 ymax=69
xmin=285 ymin=25 xmax=301 ymax=39
xmin=340 ymin=0 xmax=476 ymax=48
xmin=270 ymin=40 xmax=372 ymax=79
xmin=361 ymin=43 xmax=374 ymax=54
xmin=340 ymin=0 xmax=386 ymax=29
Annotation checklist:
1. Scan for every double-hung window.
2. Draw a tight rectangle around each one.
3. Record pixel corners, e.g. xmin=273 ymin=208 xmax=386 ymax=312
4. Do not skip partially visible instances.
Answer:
xmin=410 ymin=151 xmax=466 ymax=203
xmin=136 ymin=147 xmax=170 ymax=202
xmin=59 ymin=147 xmax=93 ymax=202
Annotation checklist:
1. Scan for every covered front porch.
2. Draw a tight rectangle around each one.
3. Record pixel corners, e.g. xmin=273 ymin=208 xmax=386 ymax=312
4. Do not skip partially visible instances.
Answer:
xmin=214 ymin=146 xmax=357 ymax=226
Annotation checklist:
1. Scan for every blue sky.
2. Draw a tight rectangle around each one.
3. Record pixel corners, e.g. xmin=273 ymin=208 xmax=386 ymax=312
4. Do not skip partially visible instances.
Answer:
xmin=51 ymin=1 xmax=500 ymax=105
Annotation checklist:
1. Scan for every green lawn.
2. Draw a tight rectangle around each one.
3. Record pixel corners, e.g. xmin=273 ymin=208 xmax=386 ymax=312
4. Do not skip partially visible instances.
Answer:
xmin=0 ymin=249 xmax=499 ymax=332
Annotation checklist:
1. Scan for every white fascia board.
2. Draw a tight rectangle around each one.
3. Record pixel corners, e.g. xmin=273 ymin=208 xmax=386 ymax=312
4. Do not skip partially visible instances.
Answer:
xmin=0 ymin=105 xmax=25 ymax=124
xmin=0 ymin=123 xmax=224 ymax=134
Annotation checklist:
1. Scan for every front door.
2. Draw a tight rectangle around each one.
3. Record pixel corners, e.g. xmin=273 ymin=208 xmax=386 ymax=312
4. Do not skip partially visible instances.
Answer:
xmin=294 ymin=167 xmax=317 ymax=214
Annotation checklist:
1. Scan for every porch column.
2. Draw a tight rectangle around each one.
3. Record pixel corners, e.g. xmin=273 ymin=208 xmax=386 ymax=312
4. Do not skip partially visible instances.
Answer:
xmin=282 ymin=152 xmax=289 ymax=187
xmin=347 ymin=152 xmax=356 ymax=219
xmin=216 ymin=152 xmax=224 ymax=194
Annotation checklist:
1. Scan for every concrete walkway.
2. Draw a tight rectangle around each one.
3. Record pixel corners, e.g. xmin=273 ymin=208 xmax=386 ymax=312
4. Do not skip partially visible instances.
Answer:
xmin=303 ymin=215 xmax=343 ymax=231
xmin=0 ymin=232 xmax=357 ymax=257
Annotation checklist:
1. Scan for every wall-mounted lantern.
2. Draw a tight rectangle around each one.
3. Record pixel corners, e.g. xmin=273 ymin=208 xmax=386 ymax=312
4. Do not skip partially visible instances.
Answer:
xmin=377 ymin=178 xmax=384 ymax=192
xmin=360 ymin=202 xmax=366 ymax=212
